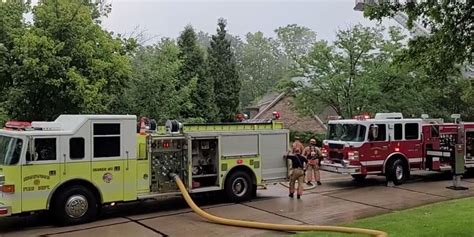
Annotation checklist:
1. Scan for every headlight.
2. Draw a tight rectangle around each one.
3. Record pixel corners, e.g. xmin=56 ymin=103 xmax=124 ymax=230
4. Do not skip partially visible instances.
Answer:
xmin=348 ymin=151 xmax=359 ymax=161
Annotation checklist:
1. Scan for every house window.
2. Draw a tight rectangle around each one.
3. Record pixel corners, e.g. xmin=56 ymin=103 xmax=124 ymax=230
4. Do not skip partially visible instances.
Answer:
xmin=93 ymin=124 xmax=120 ymax=158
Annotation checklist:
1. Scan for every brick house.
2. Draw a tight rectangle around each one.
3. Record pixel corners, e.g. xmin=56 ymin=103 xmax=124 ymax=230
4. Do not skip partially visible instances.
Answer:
xmin=245 ymin=92 xmax=338 ymax=134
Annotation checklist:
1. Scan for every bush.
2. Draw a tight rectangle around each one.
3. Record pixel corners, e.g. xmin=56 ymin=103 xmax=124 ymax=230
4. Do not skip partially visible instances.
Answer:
xmin=290 ymin=130 xmax=325 ymax=146
xmin=180 ymin=117 xmax=206 ymax=124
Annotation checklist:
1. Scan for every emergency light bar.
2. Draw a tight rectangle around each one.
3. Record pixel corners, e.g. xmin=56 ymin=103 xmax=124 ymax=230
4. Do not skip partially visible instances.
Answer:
xmin=328 ymin=116 xmax=341 ymax=120
xmin=4 ymin=121 xmax=31 ymax=130
xmin=354 ymin=115 xmax=370 ymax=120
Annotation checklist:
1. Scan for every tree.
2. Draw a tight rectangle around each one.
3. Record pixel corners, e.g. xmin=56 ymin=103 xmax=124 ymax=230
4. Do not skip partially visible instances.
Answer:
xmin=127 ymin=39 xmax=184 ymax=122
xmin=177 ymin=25 xmax=216 ymax=120
xmin=296 ymin=25 xmax=416 ymax=119
xmin=177 ymin=25 xmax=205 ymax=87
xmin=0 ymin=2 xmax=26 ymax=118
xmin=2 ymin=0 xmax=133 ymax=121
xmin=196 ymin=31 xmax=211 ymax=51
xmin=176 ymin=25 xmax=212 ymax=118
xmin=208 ymin=18 xmax=241 ymax=122
xmin=275 ymin=24 xmax=317 ymax=65
xmin=237 ymin=31 xmax=286 ymax=106
xmin=364 ymin=1 xmax=472 ymax=81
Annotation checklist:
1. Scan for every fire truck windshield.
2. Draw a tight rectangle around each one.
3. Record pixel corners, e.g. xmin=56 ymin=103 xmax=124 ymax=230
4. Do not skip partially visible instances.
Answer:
xmin=327 ymin=124 xmax=366 ymax=142
xmin=0 ymin=135 xmax=22 ymax=165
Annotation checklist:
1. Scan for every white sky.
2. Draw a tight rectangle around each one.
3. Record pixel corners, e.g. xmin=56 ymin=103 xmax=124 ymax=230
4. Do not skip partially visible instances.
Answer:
xmin=101 ymin=0 xmax=404 ymax=44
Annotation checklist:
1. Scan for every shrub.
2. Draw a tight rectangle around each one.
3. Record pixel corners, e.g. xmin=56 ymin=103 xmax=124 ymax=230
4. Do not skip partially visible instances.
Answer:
xmin=290 ymin=130 xmax=325 ymax=146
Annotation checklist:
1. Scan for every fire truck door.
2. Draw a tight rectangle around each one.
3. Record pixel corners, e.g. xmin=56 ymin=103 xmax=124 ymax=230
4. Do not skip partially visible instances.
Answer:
xmin=402 ymin=123 xmax=423 ymax=164
xmin=368 ymin=124 xmax=390 ymax=167
xmin=21 ymin=136 xmax=62 ymax=212
xmin=90 ymin=122 xmax=124 ymax=203
xmin=465 ymin=131 xmax=474 ymax=163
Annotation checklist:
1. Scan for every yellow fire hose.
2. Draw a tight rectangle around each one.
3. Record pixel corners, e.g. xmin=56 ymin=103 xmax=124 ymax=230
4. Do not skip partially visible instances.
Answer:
xmin=171 ymin=174 xmax=387 ymax=237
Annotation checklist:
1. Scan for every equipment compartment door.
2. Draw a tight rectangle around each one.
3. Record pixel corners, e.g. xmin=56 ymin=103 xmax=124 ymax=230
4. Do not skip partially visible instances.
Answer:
xmin=466 ymin=131 xmax=474 ymax=164
xmin=260 ymin=132 xmax=289 ymax=182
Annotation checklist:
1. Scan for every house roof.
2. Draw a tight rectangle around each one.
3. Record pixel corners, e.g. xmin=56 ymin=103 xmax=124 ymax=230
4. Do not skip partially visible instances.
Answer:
xmin=252 ymin=91 xmax=328 ymax=130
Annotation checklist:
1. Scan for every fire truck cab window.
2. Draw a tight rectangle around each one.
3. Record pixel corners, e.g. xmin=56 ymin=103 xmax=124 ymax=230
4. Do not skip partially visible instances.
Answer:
xmin=93 ymin=123 xmax=121 ymax=158
xmin=34 ymin=138 xmax=56 ymax=161
xmin=405 ymin=123 xmax=419 ymax=140
xmin=0 ymin=136 xmax=23 ymax=165
xmin=70 ymin=137 xmax=85 ymax=159
xmin=327 ymin=124 xmax=366 ymax=142
xmin=431 ymin=125 xmax=440 ymax=137
xmin=368 ymin=124 xmax=386 ymax=141
xmin=394 ymin=124 xmax=403 ymax=140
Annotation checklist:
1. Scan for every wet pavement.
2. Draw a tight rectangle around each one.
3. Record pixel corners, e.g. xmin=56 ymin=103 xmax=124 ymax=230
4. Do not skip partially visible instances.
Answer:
xmin=1 ymin=171 xmax=473 ymax=237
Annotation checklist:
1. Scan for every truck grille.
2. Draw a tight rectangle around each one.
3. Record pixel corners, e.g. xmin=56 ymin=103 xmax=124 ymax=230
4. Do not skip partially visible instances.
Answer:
xmin=329 ymin=143 xmax=344 ymax=149
xmin=329 ymin=151 xmax=344 ymax=160
xmin=327 ymin=143 xmax=344 ymax=163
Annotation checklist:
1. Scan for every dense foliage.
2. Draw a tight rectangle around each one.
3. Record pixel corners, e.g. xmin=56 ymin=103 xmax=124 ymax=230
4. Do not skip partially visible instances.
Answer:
xmin=0 ymin=0 xmax=471 ymax=128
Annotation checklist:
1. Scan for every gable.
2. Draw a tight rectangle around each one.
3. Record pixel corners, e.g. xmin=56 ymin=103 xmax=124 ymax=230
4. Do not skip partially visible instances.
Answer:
xmin=255 ymin=96 xmax=327 ymax=133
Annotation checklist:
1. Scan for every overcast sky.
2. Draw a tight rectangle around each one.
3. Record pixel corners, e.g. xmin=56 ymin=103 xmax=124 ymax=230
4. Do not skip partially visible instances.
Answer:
xmin=102 ymin=0 xmax=403 ymax=44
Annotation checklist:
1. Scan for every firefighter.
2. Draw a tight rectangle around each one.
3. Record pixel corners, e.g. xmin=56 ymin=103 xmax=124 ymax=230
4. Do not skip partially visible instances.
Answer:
xmin=286 ymin=147 xmax=308 ymax=199
xmin=292 ymin=136 xmax=305 ymax=153
xmin=304 ymin=138 xmax=322 ymax=186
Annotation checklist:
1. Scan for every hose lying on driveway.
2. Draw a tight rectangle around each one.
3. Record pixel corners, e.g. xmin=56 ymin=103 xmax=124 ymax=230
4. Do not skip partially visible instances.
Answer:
xmin=279 ymin=181 xmax=317 ymax=191
xmin=170 ymin=173 xmax=388 ymax=237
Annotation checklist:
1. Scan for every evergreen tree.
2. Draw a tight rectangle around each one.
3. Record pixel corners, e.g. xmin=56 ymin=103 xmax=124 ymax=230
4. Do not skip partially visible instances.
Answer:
xmin=208 ymin=18 xmax=241 ymax=122
xmin=177 ymin=25 xmax=216 ymax=120
xmin=177 ymin=25 xmax=205 ymax=86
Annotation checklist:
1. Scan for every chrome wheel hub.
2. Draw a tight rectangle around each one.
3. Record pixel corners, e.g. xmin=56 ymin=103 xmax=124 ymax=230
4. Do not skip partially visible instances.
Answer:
xmin=65 ymin=195 xmax=88 ymax=218
xmin=395 ymin=165 xmax=404 ymax=180
xmin=232 ymin=177 xmax=248 ymax=197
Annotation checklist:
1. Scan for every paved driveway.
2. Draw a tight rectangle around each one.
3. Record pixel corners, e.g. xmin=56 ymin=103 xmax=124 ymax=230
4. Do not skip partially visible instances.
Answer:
xmin=1 ymin=171 xmax=473 ymax=237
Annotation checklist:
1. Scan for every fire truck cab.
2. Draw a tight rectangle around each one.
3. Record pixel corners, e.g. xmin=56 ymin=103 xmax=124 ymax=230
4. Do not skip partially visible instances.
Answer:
xmin=320 ymin=113 xmax=472 ymax=185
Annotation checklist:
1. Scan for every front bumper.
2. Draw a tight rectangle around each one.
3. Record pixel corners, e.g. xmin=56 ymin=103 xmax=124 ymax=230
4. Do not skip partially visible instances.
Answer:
xmin=320 ymin=160 xmax=361 ymax=175
xmin=0 ymin=203 xmax=11 ymax=217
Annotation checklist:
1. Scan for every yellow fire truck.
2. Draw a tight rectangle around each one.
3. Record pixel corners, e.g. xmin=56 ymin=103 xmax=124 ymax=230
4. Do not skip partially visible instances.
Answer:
xmin=0 ymin=115 xmax=289 ymax=225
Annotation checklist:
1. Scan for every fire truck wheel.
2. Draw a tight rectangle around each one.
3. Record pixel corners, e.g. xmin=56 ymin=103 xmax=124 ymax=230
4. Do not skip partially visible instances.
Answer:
xmin=225 ymin=171 xmax=252 ymax=202
xmin=52 ymin=185 xmax=99 ymax=226
xmin=351 ymin=174 xmax=367 ymax=182
xmin=386 ymin=159 xmax=407 ymax=185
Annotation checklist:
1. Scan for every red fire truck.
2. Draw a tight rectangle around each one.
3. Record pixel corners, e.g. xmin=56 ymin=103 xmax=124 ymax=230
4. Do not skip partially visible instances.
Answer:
xmin=320 ymin=113 xmax=474 ymax=185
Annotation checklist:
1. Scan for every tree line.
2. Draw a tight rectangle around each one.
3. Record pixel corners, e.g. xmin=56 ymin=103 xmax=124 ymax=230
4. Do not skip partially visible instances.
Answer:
xmin=0 ymin=0 xmax=471 ymax=126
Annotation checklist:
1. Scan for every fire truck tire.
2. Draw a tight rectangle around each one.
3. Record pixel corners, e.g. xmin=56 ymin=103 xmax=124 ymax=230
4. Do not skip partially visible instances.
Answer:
xmin=351 ymin=174 xmax=367 ymax=181
xmin=386 ymin=159 xmax=407 ymax=185
xmin=52 ymin=185 xmax=99 ymax=226
xmin=225 ymin=171 xmax=253 ymax=202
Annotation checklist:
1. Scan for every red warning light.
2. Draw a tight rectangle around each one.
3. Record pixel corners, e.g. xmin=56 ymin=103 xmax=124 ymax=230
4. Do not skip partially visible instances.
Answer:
xmin=163 ymin=141 xmax=170 ymax=149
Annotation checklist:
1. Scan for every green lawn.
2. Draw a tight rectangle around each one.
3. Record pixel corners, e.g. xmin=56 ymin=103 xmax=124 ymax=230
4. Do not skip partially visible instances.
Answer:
xmin=297 ymin=197 xmax=474 ymax=237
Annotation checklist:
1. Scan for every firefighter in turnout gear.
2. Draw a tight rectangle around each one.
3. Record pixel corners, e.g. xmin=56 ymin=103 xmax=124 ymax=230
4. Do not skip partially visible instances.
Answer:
xmin=286 ymin=148 xmax=308 ymax=199
xmin=304 ymin=139 xmax=322 ymax=186
xmin=292 ymin=136 xmax=305 ymax=153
